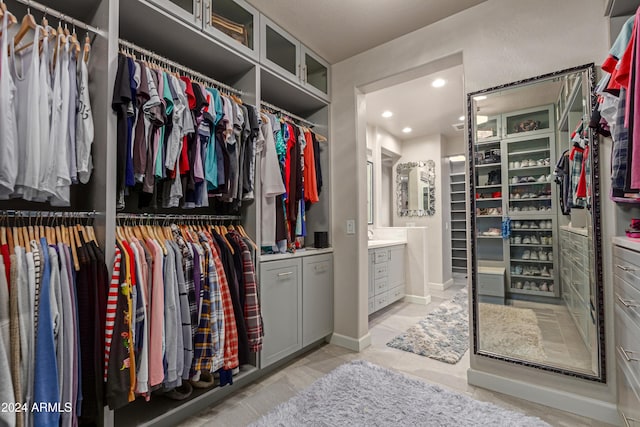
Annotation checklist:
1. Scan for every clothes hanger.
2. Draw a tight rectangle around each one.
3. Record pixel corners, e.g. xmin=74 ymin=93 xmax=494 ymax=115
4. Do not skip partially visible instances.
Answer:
xmin=83 ymin=32 xmax=91 ymax=64
xmin=6 ymin=221 xmax=13 ymax=250
xmin=0 ymin=216 xmax=6 ymax=246
xmin=69 ymin=215 xmax=80 ymax=271
xmin=13 ymin=6 xmax=37 ymax=48
xmin=70 ymin=25 xmax=81 ymax=59
xmin=0 ymin=1 xmax=18 ymax=35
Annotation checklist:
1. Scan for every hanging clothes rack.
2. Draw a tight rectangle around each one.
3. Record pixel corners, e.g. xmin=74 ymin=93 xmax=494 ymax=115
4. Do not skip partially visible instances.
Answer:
xmin=11 ymin=0 xmax=104 ymax=37
xmin=118 ymin=38 xmax=243 ymax=96
xmin=0 ymin=210 xmax=97 ymax=219
xmin=260 ymin=101 xmax=318 ymax=127
xmin=116 ymin=213 xmax=241 ymax=222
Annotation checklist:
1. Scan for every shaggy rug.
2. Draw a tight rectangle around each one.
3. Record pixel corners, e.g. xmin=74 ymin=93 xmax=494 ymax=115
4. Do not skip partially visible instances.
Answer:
xmin=386 ymin=291 xmax=546 ymax=364
xmin=386 ymin=290 xmax=469 ymax=363
xmin=251 ymin=360 xmax=550 ymax=427
xmin=478 ymin=303 xmax=547 ymax=361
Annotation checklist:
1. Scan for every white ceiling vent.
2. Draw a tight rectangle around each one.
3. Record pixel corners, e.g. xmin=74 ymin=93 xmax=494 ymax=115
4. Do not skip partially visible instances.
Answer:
xmin=451 ymin=122 xmax=465 ymax=131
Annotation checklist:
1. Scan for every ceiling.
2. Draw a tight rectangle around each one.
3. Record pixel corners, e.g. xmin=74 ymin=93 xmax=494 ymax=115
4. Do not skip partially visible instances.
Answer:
xmin=246 ymin=0 xmax=487 ymax=63
xmin=365 ymin=65 xmax=465 ymax=142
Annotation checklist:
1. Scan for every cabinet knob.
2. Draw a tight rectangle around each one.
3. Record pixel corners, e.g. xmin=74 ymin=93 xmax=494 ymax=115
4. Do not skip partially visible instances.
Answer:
xmin=196 ymin=0 xmax=202 ymax=20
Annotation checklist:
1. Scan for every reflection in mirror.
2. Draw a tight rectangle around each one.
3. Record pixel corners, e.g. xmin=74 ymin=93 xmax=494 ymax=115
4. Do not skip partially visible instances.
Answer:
xmin=367 ymin=161 xmax=374 ymax=225
xmin=397 ymin=161 xmax=436 ymax=217
xmin=468 ymin=64 xmax=604 ymax=381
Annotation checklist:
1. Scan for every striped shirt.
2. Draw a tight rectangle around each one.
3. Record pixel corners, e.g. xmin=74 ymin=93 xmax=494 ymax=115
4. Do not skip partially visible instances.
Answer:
xmin=191 ymin=240 xmax=212 ymax=374
xmin=30 ymin=241 xmax=41 ymax=343
xmin=104 ymin=248 xmax=122 ymax=381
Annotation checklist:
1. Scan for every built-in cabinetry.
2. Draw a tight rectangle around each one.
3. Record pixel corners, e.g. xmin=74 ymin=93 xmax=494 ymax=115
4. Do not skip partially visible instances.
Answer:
xmin=368 ymin=245 xmax=406 ymax=314
xmin=260 ymin=253 xmax=334 ymax=368
xmin=560 ymin=227 xmax=595 ymax=350
xmin=449 ymin=158 xmax=468 ymax=274
xmin=473 ymin=104 xmax=559 ymax=301
xmin=613 ymin=238 xmax=640 ymax=427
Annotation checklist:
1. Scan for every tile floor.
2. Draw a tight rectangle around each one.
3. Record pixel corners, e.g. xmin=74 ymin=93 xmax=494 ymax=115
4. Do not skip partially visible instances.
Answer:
xmin=178 ymin=276 xmax=610 ymax=426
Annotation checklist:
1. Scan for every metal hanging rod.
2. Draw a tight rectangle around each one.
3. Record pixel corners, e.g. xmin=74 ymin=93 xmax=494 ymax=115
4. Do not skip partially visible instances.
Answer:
xmin=116 ymin=213 xmax=241 ymax=221
xmin=118 ymin=39 xmax=243 ymax=96
xmin=11 ymin=0 xmax=104 ymax=37
xmin=260 ymin=101 xmax=318 ymax=127
xmin=0 ymin=210 xmax=98 ymax=219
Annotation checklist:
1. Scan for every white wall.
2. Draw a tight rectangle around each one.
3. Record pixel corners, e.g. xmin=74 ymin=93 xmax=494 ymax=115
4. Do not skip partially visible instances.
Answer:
xmin=393 ymin=134 xmax=451 ymax=286
xmin=380 ymin=163 xmax=392 ymax=226
xmin=367 ymin=125 xmax=402 ymax=229
xmin=330 ymin=0 xmax=613 ymax=412
xmin=443 ymin=133 xmax=466 ymax=157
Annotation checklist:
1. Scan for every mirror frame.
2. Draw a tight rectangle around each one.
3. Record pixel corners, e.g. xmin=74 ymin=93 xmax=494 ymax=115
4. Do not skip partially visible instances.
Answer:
xmin=396 ymin=160 xmax=436 ymax=217
xmin=367 ymin=161 xmax=374 ymax=225
xmin=466 ymin=63 xmax=605 ymax=382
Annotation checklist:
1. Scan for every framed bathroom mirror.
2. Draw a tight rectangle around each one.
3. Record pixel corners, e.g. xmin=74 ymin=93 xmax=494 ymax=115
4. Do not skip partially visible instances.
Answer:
xmin=397 ymin=160 xmax=436 ymax=217
xmin=467 ymin=63 xmax=605 ymax=382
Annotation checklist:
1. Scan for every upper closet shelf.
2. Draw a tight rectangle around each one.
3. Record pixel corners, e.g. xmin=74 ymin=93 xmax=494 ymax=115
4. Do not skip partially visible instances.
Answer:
xmin=6 ymin=0 xmax=102 ymax=23
xmin=606 ymin=0 xmax=639 ymax=17
xmin=261 ymin=68 xmax=328 ymax=116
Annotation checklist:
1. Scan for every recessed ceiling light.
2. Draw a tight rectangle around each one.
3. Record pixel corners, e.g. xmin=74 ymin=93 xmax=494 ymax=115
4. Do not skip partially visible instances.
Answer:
xmin=474 ymin=95 xmax=487 ymax=101
xmin=458 ymin=116 xmax=465 ymax=121
xmin=402 ymin=127 xmax=412 ymax=133
xmin=381 ymin=111 xmax=393 ymax=118
xmin=431 ymin=78 xmax=446 ymax=88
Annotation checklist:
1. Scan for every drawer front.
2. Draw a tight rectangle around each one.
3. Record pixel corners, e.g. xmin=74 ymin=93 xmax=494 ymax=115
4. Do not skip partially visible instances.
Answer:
xmin=478 ymin=273 xmax=504 ymax=297
xmin=614 ymin=273 xmax=640 ymax=332
xmin=374 ymin=277 xmax=389 ymax=295
xmin=374 ymin=263 xmax=388 ymax=279
xmin=374 ymin=291 xmax=390 ymax=311
xmin=374 ymin=251 xmax=389 ymax=264
xmin=614 ymin=246 xmax=640 ymax=293
xmin=368 ymin=297 xmax=375 ymax=315
xmin=616 ymin=304 xmax=640 ymax=382
xmin=389 ymin=285 xmax=405 ymax=302
xmin=617 ymin=360 xmax=640 ymax=427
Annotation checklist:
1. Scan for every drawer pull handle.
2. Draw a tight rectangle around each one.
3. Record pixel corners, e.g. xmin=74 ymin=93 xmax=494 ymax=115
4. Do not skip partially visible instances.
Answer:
xmin=622 ymin=412 xmax=640 ymax=427
xmin=620 ymin=346 xmax=640 ymax=362
xmin=277 ymin=271 xmax=293 ymax=277
xmin=617 ymin=264 xmax=638 ymax=272
xmin=617 ymin=294 xmax=640 ymax=308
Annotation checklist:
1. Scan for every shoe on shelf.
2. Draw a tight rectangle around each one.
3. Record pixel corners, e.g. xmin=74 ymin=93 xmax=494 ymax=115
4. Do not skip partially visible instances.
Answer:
xmin=492 ymin=191 xmax=502 ymax=198
xmin=515 ymin=281 xmax=523 ymax=289
xmin=529 ymin=222 xmax=539 ymax=229
xmin=544 ymin=158 xmax=551 ymax=166
xmin=547 ymin=220 xmax=553 ymax=229
xmin=531 ymin=283 xmax=540 ymax=291
xmin=521 ymin=222 xmax=530 ymax=229
xmin=537 ymin=174 xmax=547 ymax=182
xmin=528 ymin=159 xmax=536 ymax=166
xmin=518 ymin=176 xmax=529 ymax=184
xmin=522 ymin=250 xmax=531 ymax=260
xmin=540 ymin=282 xmax=549 ymax=292
xmin=549 ymin=284 xmax=554 ymax=292
xmin=512 ymin=176 xmax=520 ymax=184
xmin=484 ymin=228 xmax=501 ymax=236
xmin=521 ymin=160 xmax=529 ymax=167
xmin=537 ymin=159 xmax=545 ymax=166
xmin=539 ymin=251 xmax=547 ymax=261
xmin=514 ymin=236 xmax=522 ymax=244
xmin=527 ymin=176 xmax=537 ymax=182
xmin=541 ymin=266 xmax=550 ymax=276
xmin=522 ymin=236 xmax=531 ymax=244
xmin=509 ymin=161 xmax=515 ymax=169
xmin=530 ymin=251 xmax=539 ymax=260
xmin=513 ymin=221 xmax=521 ymax=229
xmin=523 ymin=281 xmax=532 ymax=290
xmin=530 ymin=236 xmax=540 ymax=244
xmin=512 ymin=206 xmax=521 ymax=212
xmin=515 ymin=265 xmax=523 ymax=275
xmin=514 ymin=161 xmax=522 ymax=168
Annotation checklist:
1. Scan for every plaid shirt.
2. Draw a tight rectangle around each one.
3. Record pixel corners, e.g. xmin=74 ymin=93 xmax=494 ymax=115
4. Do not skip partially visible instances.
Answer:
xmin=201 ymin=232 xmax=224 ymax=371
xmin=569 ymin=146 xmax=586 ymax=208
xmin=172 ymin=225 xmax=197 ymax=341
xmin=231 ymin=232 xmax=263 ymax=352
xmin=209 ymin=237 xmax=239 ymax=370
xmin=191 ymin=240 xmax=212 ymax=374
xmin=612 ymin=88 xmax=629 ymax=191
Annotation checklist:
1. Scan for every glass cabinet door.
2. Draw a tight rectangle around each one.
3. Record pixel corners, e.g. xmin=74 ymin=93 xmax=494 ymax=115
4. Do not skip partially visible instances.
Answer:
xmin=301 ymin=45 xmax=330 ymax=100
xmin=475 ymin=115 xmax=501 ymax=142
xmin=203 ymin=0 xmax=258 ymax=59
xmin=148 ymin=0 xmax=202 ymax=28
xmin=261 ymin=16 xmax=300 ymax=83
xmin=503 ymin=105 xmax=554 ymax=138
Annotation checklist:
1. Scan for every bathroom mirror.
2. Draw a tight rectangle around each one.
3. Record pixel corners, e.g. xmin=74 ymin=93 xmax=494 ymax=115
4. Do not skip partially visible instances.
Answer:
xmin=397 ymin=161 xmax=436 ymax=217
xmin=367 ymin=161 xmax=374 ymax=224
xmin=467 ymin=63 xmax=605 ymax=382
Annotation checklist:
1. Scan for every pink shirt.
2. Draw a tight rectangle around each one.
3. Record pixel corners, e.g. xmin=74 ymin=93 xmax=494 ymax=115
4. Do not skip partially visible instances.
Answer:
xmin=146 ymin=239 xmax=165 ymax=387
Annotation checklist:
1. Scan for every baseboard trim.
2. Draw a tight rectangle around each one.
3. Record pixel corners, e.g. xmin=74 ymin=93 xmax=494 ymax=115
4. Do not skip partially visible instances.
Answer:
xmin=467 ymin=368 xmax=619 ymax=425
xmin=404 ymin=294 xmax=432 ymax=305
xmin=330 ymin=332 xmax=372 ymax=352
xmin=428 ymin=278 xmax=454 ymax=291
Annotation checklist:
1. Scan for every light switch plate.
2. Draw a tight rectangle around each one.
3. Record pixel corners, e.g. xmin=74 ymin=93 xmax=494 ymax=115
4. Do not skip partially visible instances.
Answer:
xmin=346 ymin=219 xmax=356 ymax=235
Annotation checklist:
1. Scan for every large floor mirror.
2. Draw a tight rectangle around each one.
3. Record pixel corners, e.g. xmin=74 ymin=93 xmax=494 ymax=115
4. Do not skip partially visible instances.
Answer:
xmin=467 ymin=63 xmax=605 ymax=381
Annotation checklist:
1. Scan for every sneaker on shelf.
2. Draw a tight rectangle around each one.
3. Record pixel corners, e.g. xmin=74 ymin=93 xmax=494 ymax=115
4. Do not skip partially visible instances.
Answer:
xmin=527 ymin=176 xmax=537 ymax=182
xmin=509 ymin=161 xmax=515 ymax=169
xmin=522 ymin=250 xmax=531 ymax=260
xmin=541 ymin=265 xmax=550 ymax=276
xmin=513 ymin=221 xmax=521 ymax=229
xmin=521 ymin=222 xmax=530 ymax=229
xmin=548 ymin=250 xmax=553 ymax=259
xmin=530 ymin=235 xmax=540 ymax=244
xmin=514 ymin=161 xmax=522 ymax=168
xmin=492 ymin=191 xmax=502 ymax=198
xmin=521 ymin=160 xmax=529 ymax=167
xmin=522 ymin=236 xmax=531 ymax=244
xmin=530 ymin=251 xmax=539 ymax=260
xmin=523 ymin=281 xmax=532 ymax=290
xmin=539 ymin=251 xmax=547 ymax=261
xmin=518 ymin=176 xmax=529 ymax=184
xmin=549 ymin=284 xmax=554 ymax=292
xmin=537 ymin=174 xmax=547 ymax=182
xmin=528 ymin=159 xmax=536 ymax=167
xmin=512 ymin=176 xmax=520 ymax=184
xmin=540 ymin=282 xmax=549 ymax=292
xmin=530 ymin=222 xmax=539 ymax=229
xmin=547 ymin=173 xmax=553 ymax=182
xmin=514 ymin=236 xmax=522 ymax=244
xmin=515 ymin=281 xmax=523 ymax=289
xmin=537 ymin=159 xmax=545 ymax=166
xmin=485 ymin=228 xmax=501 ymax=236
xmin=546 ymin=220 xmax=553 ymax=229
xmin=512 ymin=206 xmax=521 ymax=212
xmin=544 ymin=158 xmax=551 ymax=166
xmin=521 ymin=193 xmax=529 ymax=199
xmin=531 ymin=283 xmax=540 ymax=291
xmin=513 ymin=192 xmax=521 ymax=199
xmin=515 ymin=265 xmax=523 ymax=275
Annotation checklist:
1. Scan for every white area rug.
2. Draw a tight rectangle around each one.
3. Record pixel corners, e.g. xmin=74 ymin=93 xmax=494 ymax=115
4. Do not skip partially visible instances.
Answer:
xmin=478 ymin=303 xmax=547 ymax=361
xmin=251 ymin=360 xmax=550 ymax=427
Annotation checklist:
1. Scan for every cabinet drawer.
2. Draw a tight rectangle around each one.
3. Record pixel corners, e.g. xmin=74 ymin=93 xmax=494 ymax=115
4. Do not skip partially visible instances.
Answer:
xmin=368 ymin=298 xmax=375 ymax=315
xmin=615 ymin=252 xmax=640 ymax=296
xmin=374 ymin=251 xmax=389 ymax=264
xmin=478 ymin=273 xmax=504 ymax=297
xmin=389 ymin=285 xmax=405 ymax=302
xmin=374 ymin=291 xmax=390 ymax=311
xmin=616 ymin=304 xmax=640 ymax=382
xmin=373 ymin=263 xmax=388 ymax=279
xmin=614 ymin=273 xmax=640 ymax=332
xmin=374 ymin=277 xmax=389 ymax=295
xmin=617 ymin=360 xmax=640 ymax=427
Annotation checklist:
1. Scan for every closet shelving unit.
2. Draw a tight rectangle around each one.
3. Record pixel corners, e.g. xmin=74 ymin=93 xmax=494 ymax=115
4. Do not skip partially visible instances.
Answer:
xmin=1 ymin=0 xmax=334 ymax=426
xmin=449 ymin=159 xmax=468 ymax=273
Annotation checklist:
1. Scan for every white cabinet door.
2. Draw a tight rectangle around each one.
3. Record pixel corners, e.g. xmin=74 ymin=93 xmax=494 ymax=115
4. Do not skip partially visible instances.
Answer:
xmin=203 ymin=0 xmax=259 ymax=60
xmin=301 ymin=44 xmax=330 ymax=101
xmin=302 ymin=254 xmax=333 ymax=346
xmin=260 ymin=15 xmax=301 ymax=85
xmin=259 ymin=259 xmax=302 ymax=368
xmin=387 ymin=246 xmax=406 ymax=288
xmin=147 ymin=0 xmax=203 ymax=28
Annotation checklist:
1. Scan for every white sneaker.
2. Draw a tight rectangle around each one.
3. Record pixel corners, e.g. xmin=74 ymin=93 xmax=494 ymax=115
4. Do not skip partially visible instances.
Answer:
xmin=549 ymin=284 xmax=554 ymax=292
xmin=539 ymin=251 xmax=547 ymax=261
xmin=537 ymin=174 xmax=547 ymax=182
xmin=529 ymin=222 xmax=539 ymax=229
xmin=530 ymin=236 xmax=540 ymax=244
xmin=511 ymin=176 xmax=519 ymax=184
xmin=531 ymin=283 xmax=540 ymax=291
xmin=522 ymin=250 xmax=531 ymax=260
xmin=540 ymin=282 xmax=549 ymax=292
xmin=523 ymin=281 xmax=532 ymax=290
xmin=514 ymin=236 xmax=522 ymax=244
xmin=541 ymin=266 xmax=550 ymax=276
xmin=513 ymin=221 xmax=521 ymax=229
xmin=530 ymin=251 xmax=539 ymax=260
xmin=522 ymin=236 xmax=531 ymax=244
xmin=521 ymin=160 xmax=529 ymax=167
xmin=515 ymin=281 xmax=523 ymax=289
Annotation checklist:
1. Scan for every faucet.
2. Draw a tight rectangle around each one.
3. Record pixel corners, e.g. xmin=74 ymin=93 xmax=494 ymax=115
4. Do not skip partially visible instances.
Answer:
xmin=368 ymin=229 xmax=374 ymax=240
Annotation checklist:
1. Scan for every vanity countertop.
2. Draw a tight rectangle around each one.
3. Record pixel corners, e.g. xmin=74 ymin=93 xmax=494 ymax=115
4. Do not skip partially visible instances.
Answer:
xmin=560 ymin=225 xmax=589 ymax=237
xmin=613 ymin=236 xmax=640 ymax=252
xmin=368 ymin=239 xmax=407 ymax=249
